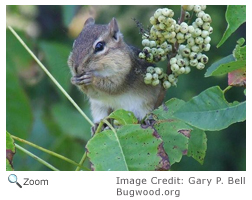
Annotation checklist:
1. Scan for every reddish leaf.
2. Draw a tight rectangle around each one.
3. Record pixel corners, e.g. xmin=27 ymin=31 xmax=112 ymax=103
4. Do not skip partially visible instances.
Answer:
xmin=228 ymin=68 xmax=246 ymax=86
xmin=6 ymin=150 xmax=15 ymax=169
xmin=6 ymin=131 xmax=15 ymax=170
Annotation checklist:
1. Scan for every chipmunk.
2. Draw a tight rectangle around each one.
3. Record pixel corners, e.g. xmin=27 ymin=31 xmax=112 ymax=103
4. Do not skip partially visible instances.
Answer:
xmin=67 ymin=17 xmax=162 ymax=126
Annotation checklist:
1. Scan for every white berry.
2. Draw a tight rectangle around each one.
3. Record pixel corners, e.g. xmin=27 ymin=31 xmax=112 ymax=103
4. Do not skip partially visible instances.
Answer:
xmin=203 ymin=14 xmax=211 ymax=22
xmin=144 ymin=77 xmax=152 ymax=84
xmin=189 ymin=52 xmax=197 ymax=59
xmin=208 ymin=27 xmax=213 ymax=34
xmin=184 ymin=66 xmax=191 ymax=74
xmin=139 ymin=52 xmax=146 ymax=59
xmin=149 ymin=41 xmax=156 ymax=47
xmin=154 ymin=9 xmax=162 ymax=19
xmin=152 ymin=73 xmax=159 ymax=80
xmin=162 ymin=8 xmax=170 ymax=16
xmin=188 ymin=25 xmax=195 ymax=33
xmin=196 ymin=18 xmax=203 ymax=26
xmin=204 ymin=43 xmax=211 ymax=51
xmin=200 ymin=55 xmax=209 ymax=64
xmin=195 ymin=37 xmax=203 ymax=44
xmin=152 ymin=79 xmax=160 ymax=86
xmin=194 ymin=5 xmax=202 ymax=12
xmin=190 ymin=59 xmax=198 ymax=66
xmin=145 ymin=73 xmax=153 ymax=80
xmin=163 ymin=81 xmax=171 ymax=89
xmin=194 ymin=28 xmax=202 ymax=36
xmin=202 ymin=22 xmax=210 ymax=30
xmin=204 ymin=36 xmax=211 ymax=44
xmin=201 ymin=30 xmax=209 ymax=38
xmin=187 ymin=37 xmax=195 ymax=46
xmin=171 ymin=63 xmax=179 ymax=72
xmin=154 ymin=67 xmax=162 ymax=74
xmin=170 ymin=57 xmax=177 ymax=65
xmin=191 ymin=45 xmax=200 ymax=53
xmin=185 ymin=5 xmax=194 ymax=11
xmin=196 ymin=62 xmax=205 ymax=70
xmin=168 ymin=74 xmax=176 ymax=82
xmin=197 ymin=11 xmax=205 ymax=18
xmin=200 ymin=5 xmax=207 ymax=10
xmin=150 ymin=16 xmax=157 ymax=25
xmin=142 ymin=39 xmax=150 ymax=46
xmin=147 ymin=66 xmax=155 ymax=73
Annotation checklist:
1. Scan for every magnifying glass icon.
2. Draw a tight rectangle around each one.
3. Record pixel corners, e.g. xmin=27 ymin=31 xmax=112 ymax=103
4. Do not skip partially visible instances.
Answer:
xmin=8 ymin=174 xmax=22 ymax=188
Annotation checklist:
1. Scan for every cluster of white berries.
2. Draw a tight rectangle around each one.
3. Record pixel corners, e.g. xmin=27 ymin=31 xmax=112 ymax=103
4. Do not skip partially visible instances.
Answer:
xmin=144 ymin=66 xmax=179 ymax=89
xmin=144 ymin=66 xmax=169 ymax=88
xmin=139 ymin=5 xmax=213 ymax=89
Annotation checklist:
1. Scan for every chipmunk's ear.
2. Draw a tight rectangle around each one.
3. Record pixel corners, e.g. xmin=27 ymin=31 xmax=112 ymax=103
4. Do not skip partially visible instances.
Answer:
xmin=84 ymin=17 xmax=95 ymax=27
xmin=109 ymin=18 xmax=121 ymax=41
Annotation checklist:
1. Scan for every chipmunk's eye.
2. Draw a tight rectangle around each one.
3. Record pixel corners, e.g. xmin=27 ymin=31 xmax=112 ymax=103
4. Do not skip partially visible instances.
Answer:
xmin=94 ymin=41 xmax=105 ymax=53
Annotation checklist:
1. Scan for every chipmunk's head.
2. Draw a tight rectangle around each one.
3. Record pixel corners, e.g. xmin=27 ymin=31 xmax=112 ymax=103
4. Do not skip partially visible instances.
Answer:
xmin=68 ymin=17 xmax=129 ymax=77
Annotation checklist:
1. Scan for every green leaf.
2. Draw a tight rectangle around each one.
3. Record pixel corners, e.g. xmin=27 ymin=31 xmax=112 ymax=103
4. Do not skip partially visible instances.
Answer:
xmin=6 ymin=131 xmax=15 ymax=152
xmin=51 ymin=103 xmax=91 ymax=141
xmin=152 ymin=98 xmax=185 ymax=119
xmin=6 ymin=159 xmax=14 ymax=171
xmin=205 ymin=54 xmax=235 ymax=77
xmin=108 ymin=109 xmax=138 ymax=125
xmin=154 ymin=120 xmax=191 ymax=165
xmin=187 ymin=128 xmax=207 ymax=165
xmin=217 ymin=5 xmax=246 ymax=47
xmin=86 ymin=124 xmax=169 ymax=171
xmin=39 ymin=41 xmax=72 ymax=99
xmin=6 ymin=131 xmax=15 ymax=171
xmin=6 ymin=32 xmax=33 ymax=138
xmin=208 ymin=60 xmax=245 ymax=77
xmin=233 ymin=43 xmax=246 ymax=61
xmin=174 ymin=86 xmax=246 ymax=131
xmin=153 ymin=98 xmax=207 ymax=165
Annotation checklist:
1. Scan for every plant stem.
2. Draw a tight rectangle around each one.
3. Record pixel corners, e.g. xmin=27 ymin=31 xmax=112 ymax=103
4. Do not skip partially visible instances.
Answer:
xmin=95 ymin=121 xmax=105 ymax=134
xmin=223 ymin=85 xmax=233 ymax=93
xmin=75 ymin=121 xmax=106 ymax=171
xmin=103 ymin=119 xmax=117 ymax=134
xmin=173 ymin=6 xmax=186 ymax=52
xmin=178 ymin=6 xmax=186 ymax=24
xmin=11 ymin=135 xmax=89 ymax=171
xmin=15 ymin=143 xmax=60 ymax=171
xmin=159 ymin=6 xmax=187 ymax=107
xmin=75 ymin=151 xmax=88 ymax=171
xmin=8 ymin=26 xmax=94 ymax=127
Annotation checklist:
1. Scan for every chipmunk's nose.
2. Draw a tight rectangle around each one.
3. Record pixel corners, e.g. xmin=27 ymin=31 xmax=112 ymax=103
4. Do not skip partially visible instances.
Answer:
xmin=74 ymin=64 xmax=85 ymax=76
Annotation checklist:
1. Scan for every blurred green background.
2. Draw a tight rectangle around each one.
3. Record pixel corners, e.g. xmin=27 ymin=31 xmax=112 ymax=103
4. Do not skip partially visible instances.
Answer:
xmin=6 ymin=5 xmax=246 ymax=171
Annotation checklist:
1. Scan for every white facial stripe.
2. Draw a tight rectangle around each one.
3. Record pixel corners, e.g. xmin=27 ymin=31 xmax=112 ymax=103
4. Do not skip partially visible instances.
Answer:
xmin=72 ymin=40 xmax=76 ymax=48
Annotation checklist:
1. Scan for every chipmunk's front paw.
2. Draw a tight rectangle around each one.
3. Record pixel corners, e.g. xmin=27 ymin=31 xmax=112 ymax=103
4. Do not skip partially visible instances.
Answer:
xmin=71 ymin=71 xmax=93 ymax=86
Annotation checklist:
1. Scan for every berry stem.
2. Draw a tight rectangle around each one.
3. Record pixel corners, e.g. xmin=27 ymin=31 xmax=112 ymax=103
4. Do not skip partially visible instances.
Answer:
xmin=187 ymin=11 xmax=194 ymax=24
xmin=133 ymin=18 xmax=150 ymax=37
xmin=178 ymin=6 xmax=186 ymax=24
xmin=174 ymin=6 xmax=186 ymax=52
xmin=166 ymin=54 xmax=172 ymax=74
xmin=167 ymin=6 xmax=186 ymax=75
xmin=156 ymin=7 xmax=187 ymax=105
